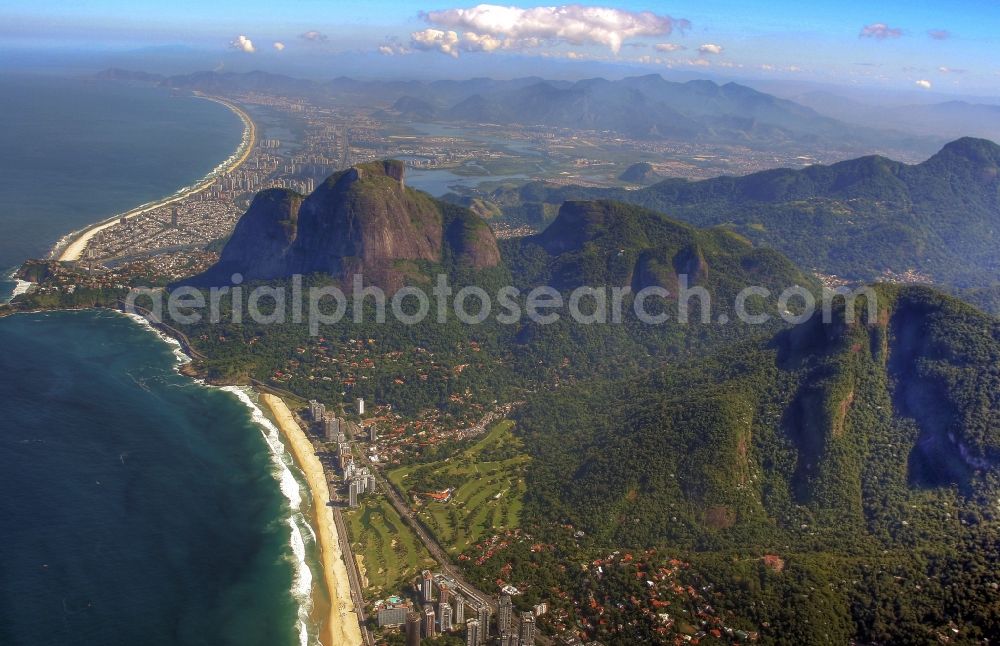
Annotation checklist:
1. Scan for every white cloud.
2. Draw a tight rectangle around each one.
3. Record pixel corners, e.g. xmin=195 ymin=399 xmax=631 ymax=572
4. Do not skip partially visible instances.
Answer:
xmin=698 ymin=43 xmax=723 ymax=55
xmin=273 ymin=41 xmax=285 ymax=51
xmin=410 ymin=28 xmax=461 ymax=58
xmin=300 ymin=30 xmax=328 ymax=42
xmin=414 ymin=4 xmax=690 ymax=56
xmin=654 ymin=43 xmax=686 ymax=52
xmin=230 ymin=35 xmax=255 ymax=53
xmin=462 ymin=31 xmax=505 ymax=52
xmin=860 ymin=23 xmax=903 ymax=40
xmin=938 ymin=66 xmax=965 ymax=74
xmin=927 ymin=29 xmax=951 ymax=40
xmin=915 ymin=79 xmax=932 ymax=89
xmin=378 ymin=38 xmax=411 ymax=56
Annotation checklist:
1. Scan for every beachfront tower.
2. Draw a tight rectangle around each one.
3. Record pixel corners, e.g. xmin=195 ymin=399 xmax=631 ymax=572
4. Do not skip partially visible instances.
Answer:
xmin=519 ymin=611 xmax=536 ymax=645
xmin=405 ymin=611 xmax=421 ymax=646
xmin=421 ymin=570 xmax=434 ymax=602
xmin=477 ymin=606 xmax=491 ymax=637
xmin=498 ymin=594 xmax=513 ymax=634
xmin=465 ymin=618 xmax=481 ymax=646
xmin=439 ymin=583 xmax=450 ymax=605
xmin=356 ymin=397 xmax=365 ymax=415
xmin=309 ymin=400 xmax=325 ymax=422
xmin=440 ymin=601 xmax=453 ymax=632
xmin=323 ymin=414 xmax=340 ymax=442
xmin=423 ymin=605 xmax=436 ymax=638
xmin=454 ymin=593 xmax=465 ymax=625
xmin=348 ymin=480 xmax=360 ymax=508
xmin=369 ymin=424 xmax=377 ymax=442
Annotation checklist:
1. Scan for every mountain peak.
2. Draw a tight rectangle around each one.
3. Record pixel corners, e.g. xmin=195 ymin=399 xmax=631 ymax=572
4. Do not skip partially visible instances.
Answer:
xmin=334 ymin=159 xmax=406 ymax=187
xmin=184 ymin=160 xmax=498 ymax=289
xmin=934 ymin=137 xmax=1000 ymax=164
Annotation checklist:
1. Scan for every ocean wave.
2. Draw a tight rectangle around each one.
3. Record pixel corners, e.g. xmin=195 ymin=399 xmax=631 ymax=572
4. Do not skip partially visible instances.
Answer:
xmin=118 ymin=312 xmax=192 ymax=366
xmin=1 ymin=268 xmax=21 ymax=304
xmin=11 ymin=280 xmax=33 ymax=299
xmin=221 ymin=386 xmax=315 ymax=646
xmin=114 ymin=311 xmax=318 ymax=646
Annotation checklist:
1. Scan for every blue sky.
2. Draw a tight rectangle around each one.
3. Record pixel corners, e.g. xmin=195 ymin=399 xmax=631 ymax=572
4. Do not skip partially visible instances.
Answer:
xmin=2 ymin=0 xmax=998 ymax=94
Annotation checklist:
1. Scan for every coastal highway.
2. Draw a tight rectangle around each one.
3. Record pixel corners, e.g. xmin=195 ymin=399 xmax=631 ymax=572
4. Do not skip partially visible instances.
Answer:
xmin=332 ymin=505 xmax=376 ymax=646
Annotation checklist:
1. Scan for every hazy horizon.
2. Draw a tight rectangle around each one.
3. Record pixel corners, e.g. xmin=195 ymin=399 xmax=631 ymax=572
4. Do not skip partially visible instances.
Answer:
xmin=3 ymin=0 xmax=999 ymax=99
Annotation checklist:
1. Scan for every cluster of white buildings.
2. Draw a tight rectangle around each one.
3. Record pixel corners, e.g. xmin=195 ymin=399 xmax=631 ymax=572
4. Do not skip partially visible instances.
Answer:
xmin=408 ymin=572 xmax=541 ymax=646
xmin=309 ymin=398 xmax=379 ymax=507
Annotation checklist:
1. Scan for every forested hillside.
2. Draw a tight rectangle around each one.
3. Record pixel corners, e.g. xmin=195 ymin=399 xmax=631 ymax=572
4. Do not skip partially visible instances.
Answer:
xmin=512 ymin=285 xmax=1000 ymax=643
xmin=479 ymin=138 xmax=1000 ymax=295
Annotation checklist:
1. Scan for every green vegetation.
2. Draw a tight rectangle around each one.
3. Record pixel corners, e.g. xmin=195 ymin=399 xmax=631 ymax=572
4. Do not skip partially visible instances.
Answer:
xmin=345 ymin=496 xmax=435 ymax=598
xmin=38 ymin=155 xmax=993 ymax=643
xmin=485 ymin=138 xmax=1000 ymax=297
xmin=511 ymin=284 xmax=1000 ymax=643
xmin=389 ymin=421 xmax=528 ymax=553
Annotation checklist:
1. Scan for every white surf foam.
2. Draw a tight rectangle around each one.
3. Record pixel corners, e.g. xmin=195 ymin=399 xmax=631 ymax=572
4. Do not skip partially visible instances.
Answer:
xmin=115 ymin=311 xmax=317 ymax=645
xmin=119 ymin=312 xmax=192 ymax=366
xmin=221 ymin=386 xmax=315 ymax=646
xmin=11 ymin=280 xmax=32 ymax=298
xmin=2 ymin=268 xmax=30 ymax=304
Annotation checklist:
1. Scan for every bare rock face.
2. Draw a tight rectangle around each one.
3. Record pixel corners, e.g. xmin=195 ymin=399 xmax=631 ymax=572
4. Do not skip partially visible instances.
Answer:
xmin=188 ymin=160 xmax=500 ymax=289
xmin=205 ymin=188 xmax=304 ymax=280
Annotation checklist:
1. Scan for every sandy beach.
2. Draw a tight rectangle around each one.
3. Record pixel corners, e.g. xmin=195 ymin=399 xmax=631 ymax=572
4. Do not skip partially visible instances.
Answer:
xmin=55 ymin=95 xmax=256 ymax=262
xmin=261 ymin=393 xmax=364 ymax=646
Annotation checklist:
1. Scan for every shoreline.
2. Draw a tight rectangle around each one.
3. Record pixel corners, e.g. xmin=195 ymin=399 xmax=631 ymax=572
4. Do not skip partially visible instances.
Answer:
xmin=262 ymin=393 xmax=364 ymax=646
xmin=0 ymin=307 xmax=327 ymax=645
xmin=116 ymin=307 xmax=335 ymax=646
xmin=116 ymin=307 xmax=346 ymax=646
xmin=52 ymin=93 xmax=256 ymax=262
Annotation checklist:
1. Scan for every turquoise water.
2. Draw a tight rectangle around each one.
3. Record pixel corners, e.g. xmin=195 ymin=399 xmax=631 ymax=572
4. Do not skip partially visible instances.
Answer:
xmin=0 ymin=74 xmax=243 ymax=299
xmin=0 ymin=312 xmax=313 ymax=645
xmin=0 ymin=78 xmax=315 ymax=645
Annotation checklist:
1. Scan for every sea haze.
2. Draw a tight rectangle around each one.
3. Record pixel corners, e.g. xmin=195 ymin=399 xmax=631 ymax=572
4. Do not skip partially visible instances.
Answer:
xmin=0 ymin=312 xmax=306 ymax=646
xmin=0 ymin=75 xmax=242 ymax=298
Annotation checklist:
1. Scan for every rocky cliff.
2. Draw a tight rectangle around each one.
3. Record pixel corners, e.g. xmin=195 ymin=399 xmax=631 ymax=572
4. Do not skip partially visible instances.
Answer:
xmin=188 ymin=160 xmax=500 ymax=289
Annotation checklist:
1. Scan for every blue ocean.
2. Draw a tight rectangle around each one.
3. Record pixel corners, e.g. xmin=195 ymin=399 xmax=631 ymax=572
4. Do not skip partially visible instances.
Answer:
xmin=0 ymin=77 xmax=316 ymax=645
xmin=0 ymin=75 xmax=241 ymax=297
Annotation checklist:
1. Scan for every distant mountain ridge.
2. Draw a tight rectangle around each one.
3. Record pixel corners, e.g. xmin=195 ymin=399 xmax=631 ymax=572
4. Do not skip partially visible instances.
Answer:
xmin=98 ymin=68 xmax=934 ymax=153
xmin=790 ymin=89 xmax=1000 ymax=144
xmin=443 ymin=74 xmax=864 ymax=144
xmin=490 ymin=137 xmax=1000 ymax=292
